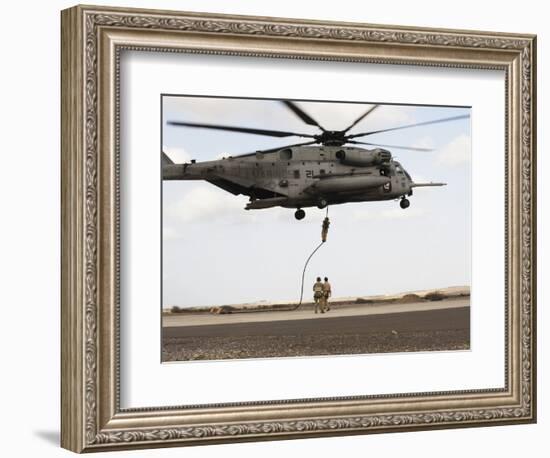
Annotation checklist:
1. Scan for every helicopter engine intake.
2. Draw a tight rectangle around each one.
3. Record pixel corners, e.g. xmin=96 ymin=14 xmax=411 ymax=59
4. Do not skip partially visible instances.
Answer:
xmin=335 ymin=148 xmax=392 ymax=167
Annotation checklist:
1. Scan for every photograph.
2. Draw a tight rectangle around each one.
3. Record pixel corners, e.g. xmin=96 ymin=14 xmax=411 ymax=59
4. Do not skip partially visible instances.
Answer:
xmin=161 ymin=96 xmax=472 ymax=362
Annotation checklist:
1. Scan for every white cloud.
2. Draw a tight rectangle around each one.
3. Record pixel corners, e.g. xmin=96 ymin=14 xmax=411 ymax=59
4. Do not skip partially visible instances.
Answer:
xmin=165 ymin=184 xmax=297 ymax=225
xmin=162 ymin=145 xmax=192 ymax=163
xmin=437 ymin=134 xmax=471 ymax=166
xmin=166 ymin=185 xmax=247 ymax=224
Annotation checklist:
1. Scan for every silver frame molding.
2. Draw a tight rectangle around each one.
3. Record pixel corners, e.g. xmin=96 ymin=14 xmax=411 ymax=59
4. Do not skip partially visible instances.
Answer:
xmin=61 ymin=4 xmax=536 ymax=453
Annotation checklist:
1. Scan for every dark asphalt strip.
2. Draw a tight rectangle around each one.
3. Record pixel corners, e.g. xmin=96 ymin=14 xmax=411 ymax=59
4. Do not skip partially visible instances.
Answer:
xmin=163 ymin=306 xmax=470 ymax=339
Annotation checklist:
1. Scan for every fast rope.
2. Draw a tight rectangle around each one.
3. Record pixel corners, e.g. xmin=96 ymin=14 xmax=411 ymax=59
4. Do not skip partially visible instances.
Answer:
xmin=290 ymin=206 xmax=330 ymax=311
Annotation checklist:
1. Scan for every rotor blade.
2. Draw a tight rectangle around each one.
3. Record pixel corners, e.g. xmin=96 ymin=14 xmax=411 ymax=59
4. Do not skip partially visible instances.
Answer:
xmin=347 ymin=114 xmax=470 ymax=138
xmin=347 ymin=140 xmax=433 ymax=152
xmin=231 ymin=140 xmax=320 ymax=158
xmin=282 ymin=101 xmax=327 ymax=132
xmin=342 ymin=105 xmax=379 ymax=132
xmin=167 ymin=121 xmax=315 ymax=138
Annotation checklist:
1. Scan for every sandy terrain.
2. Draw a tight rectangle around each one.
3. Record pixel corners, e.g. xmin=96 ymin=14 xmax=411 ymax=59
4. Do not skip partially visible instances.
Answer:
xmin=163 ymin=297 xmax=468 ymax=327
xmin=163 ymin=286 xmax=469 ymax=315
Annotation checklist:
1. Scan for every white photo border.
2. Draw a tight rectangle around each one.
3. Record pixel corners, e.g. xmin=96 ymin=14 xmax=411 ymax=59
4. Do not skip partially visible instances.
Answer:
xmin=120 ymin=51 xmax=505 ymax=409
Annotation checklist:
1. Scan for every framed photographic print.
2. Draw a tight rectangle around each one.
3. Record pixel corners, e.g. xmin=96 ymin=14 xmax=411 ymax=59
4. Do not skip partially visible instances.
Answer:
xmin=61 ymin=4 xmax=536 ymax=453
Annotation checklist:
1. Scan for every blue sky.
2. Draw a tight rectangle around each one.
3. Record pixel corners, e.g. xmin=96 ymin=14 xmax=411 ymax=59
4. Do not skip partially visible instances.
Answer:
xmin=162 ymin=96 xmax=471 ymax=307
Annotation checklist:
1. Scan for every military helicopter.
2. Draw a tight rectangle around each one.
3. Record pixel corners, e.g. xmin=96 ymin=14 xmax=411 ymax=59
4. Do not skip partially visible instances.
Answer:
xmin=162 ymin=101 xmax=468 ymax=220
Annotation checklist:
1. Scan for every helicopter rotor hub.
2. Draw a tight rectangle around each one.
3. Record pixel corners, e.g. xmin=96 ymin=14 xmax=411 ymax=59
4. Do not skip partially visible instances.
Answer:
xmin=315 ymin=130 xmax=347 ymax=146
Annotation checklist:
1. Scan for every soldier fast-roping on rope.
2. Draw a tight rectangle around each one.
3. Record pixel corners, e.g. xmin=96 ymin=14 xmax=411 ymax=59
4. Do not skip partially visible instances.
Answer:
xmin=292 ymin=207 xmax=331 ymax=310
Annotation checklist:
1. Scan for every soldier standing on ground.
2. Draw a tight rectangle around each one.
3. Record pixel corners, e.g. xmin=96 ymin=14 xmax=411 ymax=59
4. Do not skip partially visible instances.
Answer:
xmin=313 ymin=277 xmax=325 ymax=314
xmin=323 ymin=277 xmax=332 ymax=311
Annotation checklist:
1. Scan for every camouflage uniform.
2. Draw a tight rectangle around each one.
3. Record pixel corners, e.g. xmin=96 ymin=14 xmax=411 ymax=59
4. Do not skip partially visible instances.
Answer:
xmin=313 ymin=281 xmax=325 ymax=313
xmin=322 ymin=281 xmax=332 ymax=311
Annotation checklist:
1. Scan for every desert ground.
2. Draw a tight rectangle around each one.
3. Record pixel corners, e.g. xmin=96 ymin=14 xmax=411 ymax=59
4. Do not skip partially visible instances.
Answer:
xmin=162 ymin=287 xmax=470 ymax=362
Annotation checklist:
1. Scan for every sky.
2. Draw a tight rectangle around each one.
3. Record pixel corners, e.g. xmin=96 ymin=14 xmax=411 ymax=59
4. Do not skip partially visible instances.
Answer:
xmin=161 ymin=96 xmax=471 ymax=308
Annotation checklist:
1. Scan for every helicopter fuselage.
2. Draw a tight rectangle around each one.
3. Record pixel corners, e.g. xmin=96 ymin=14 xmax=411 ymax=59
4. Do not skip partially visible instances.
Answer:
xmin=163 ymin=145 xmax=416 ymax=211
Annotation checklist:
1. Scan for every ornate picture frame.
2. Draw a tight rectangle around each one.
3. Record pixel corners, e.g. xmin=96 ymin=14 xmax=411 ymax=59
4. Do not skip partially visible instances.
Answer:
xmin=61 ymin=4 xmax=536 ymax=453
